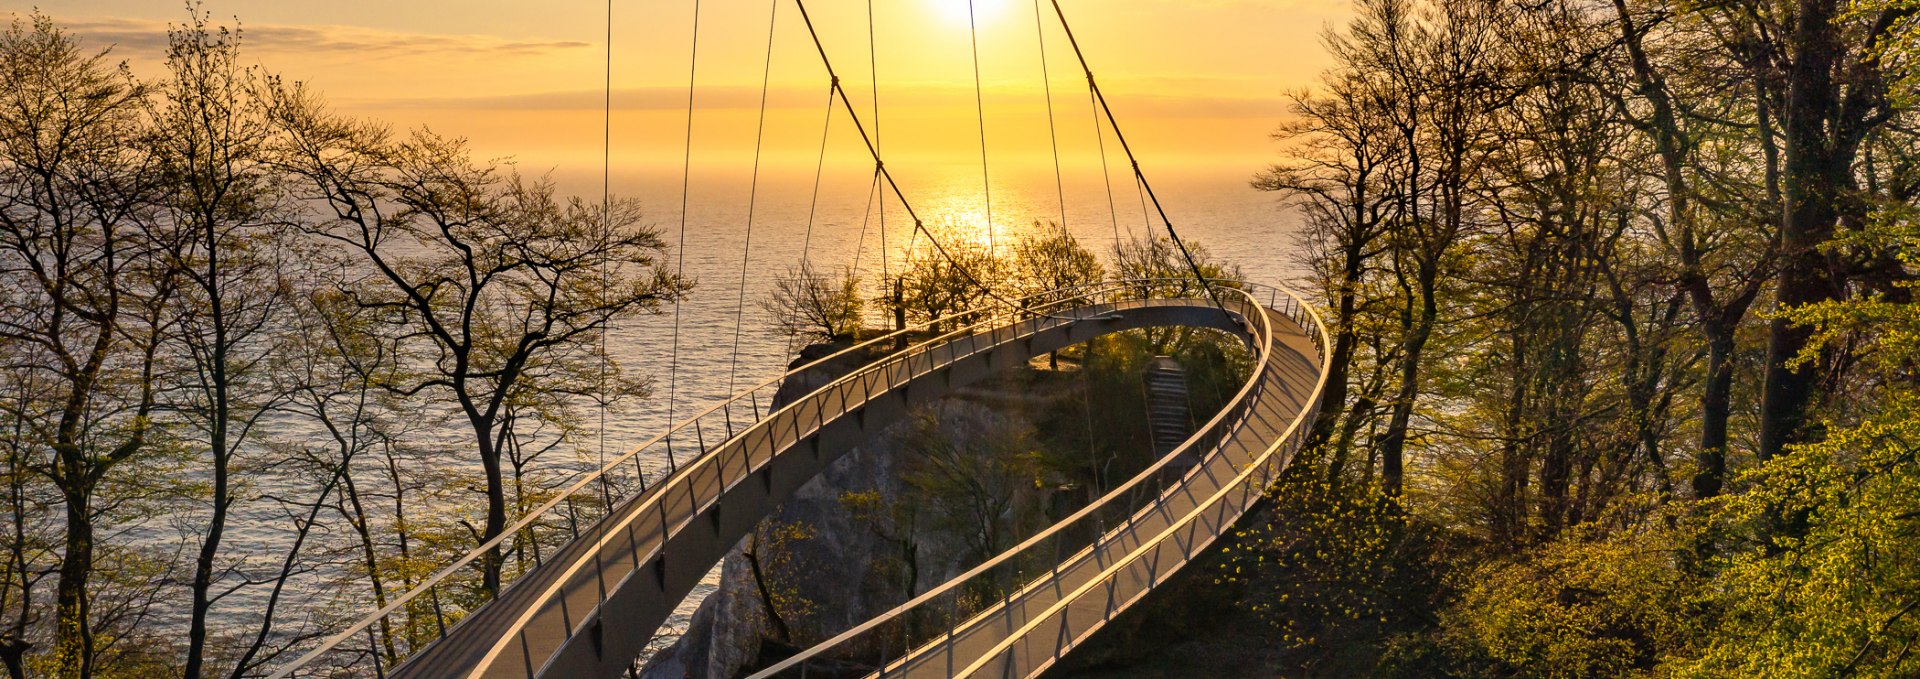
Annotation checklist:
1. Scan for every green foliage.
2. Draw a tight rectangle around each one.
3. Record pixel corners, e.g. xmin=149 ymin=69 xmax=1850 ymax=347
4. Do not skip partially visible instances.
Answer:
xmin=1859 ymin=0 xmax=1920 ymax=108
xmin=885 ymin=224 xmax=1008 ymax=329
xmin=900 ymin=407 xmax=1045 ymax=562
xmin=1218 ymin=460 xmax=1450 ymax=674
xmin=1109 ymin=236 xmax=1243 ymax=300
xmin=1668 ymin=211 xmax=1920 ymax=678
xmin=1676 ymin=412 xmax=1920 ymax=677
xmin=1011 ymin=223 xmax=1104 ymax=301
xmin=1028 ymin=329 xmax=1252 ymax=494
xmin=1441 ymin=514 xmax=1704 ymax=678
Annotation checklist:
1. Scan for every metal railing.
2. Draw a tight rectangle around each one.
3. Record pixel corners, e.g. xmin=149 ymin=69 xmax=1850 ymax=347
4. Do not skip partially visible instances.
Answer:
xmin=268 ymin=278 xmax=1279 ymax=679
xmin=951 ymin=297 xmax=1325 ymax=677
xmin=746 ymin=280 xmax=1327 ymax=679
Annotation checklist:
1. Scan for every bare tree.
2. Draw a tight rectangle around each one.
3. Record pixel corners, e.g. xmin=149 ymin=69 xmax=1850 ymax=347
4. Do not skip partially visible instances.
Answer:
xmin=886 ymin=226 xmax=1006 ymax=332
xmin=0 ymin=15 xmax=178 ymax=678
xmin=762 ymin=265 xmax=862 ymax=343
xmin=141 ymin=11 xmax=297 ymax=676
xmin=267 ymin=89 xmax=689 ymax=595
xmin=1255 ymin=65 xmax=1402 ymax=474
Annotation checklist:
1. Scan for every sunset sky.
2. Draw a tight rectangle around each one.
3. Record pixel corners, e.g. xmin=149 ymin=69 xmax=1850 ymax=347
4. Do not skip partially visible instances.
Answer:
xmin=11 ymin=0 xmax=1346 ymax=183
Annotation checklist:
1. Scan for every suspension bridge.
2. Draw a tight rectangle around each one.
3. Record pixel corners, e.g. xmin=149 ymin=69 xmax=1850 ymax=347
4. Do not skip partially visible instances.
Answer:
xmin=268 ymin=1 xmax=1330 ymax=677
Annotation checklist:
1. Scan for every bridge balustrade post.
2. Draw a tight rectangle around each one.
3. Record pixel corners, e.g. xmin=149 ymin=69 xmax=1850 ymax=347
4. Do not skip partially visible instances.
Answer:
xmin=366 ymin=625 xmax=388 ymax=679
xmin=656 ymin=502 xmax=670 ymax=556
xmin=625 ymin=520 xmax=642 ymax=569
xmin=430 ymin=583 xmax=448 ymax=640
xmin=1054 ymin=614 xmax=1070 ymax=660
xmin=520 ymin=631 xmax=536 ymax=678
xmin=1146 ymin=539 xmax=1162 ymax=586
xmin=641 ymin=450 xmax=656 ymax=494
xmin=565 ymin=497 xmax=581 ymax=542
xmin=557 ymin=578 xmax=575 ymax=639
xmin=685 ymin=473 xmax=700 ymax=522
xmin=946 ymin=594 xmax=959 ymax=675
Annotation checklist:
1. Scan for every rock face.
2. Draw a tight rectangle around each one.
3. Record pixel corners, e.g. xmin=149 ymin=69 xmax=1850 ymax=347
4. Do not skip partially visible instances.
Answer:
xmin=640 ymin=344 xmax=1041 ymax=679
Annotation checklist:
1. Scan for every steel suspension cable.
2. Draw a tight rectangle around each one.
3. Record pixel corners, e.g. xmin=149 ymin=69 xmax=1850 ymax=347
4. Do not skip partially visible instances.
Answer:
xmin=726 ymin=0 xmax=780 ymax=429
xmin=1090 ymin=84 xmax=1123 ymax=246
xmin=849 ymin=169 xmax=881 ymax=274
xmin=1135 ymin=169 xmax=1153 ymax=239
xmin=869 ymin=0 xmax=888 ymax=323
xmin=665 ymin=0 xmax=703 ymax=469
xmin=967 ymin=0 xmax=996 ymax=253
xmin=597 ymin=0 xmax=612 ymax=502
xmin=1032 ymin=0 xmax=1068 ymax=232
xmin=1046 ymin=0 xmax=1229 ymax=313
xmin=788 ymin=85 xmax=838 ymax=361
xmin=592 ymin=0 xmax=617 ymax=613
xmin=800 ymin=85 xmax=835 ymax=266
xmin=792 ymin=0 xmax=1087 ymax=321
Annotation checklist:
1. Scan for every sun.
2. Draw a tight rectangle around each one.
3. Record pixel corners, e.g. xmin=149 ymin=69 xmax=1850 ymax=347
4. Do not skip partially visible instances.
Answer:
xmin=931 ymin=0 xmax=1010 ymax=28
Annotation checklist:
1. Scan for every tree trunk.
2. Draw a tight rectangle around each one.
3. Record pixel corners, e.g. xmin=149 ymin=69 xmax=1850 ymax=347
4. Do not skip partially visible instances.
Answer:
xmin=1377 ymin=272 xmax=1437 ymax=497
xmin=1310 ymin=246 xmax=1364 ymax=465
xmin=1760 ymin=0 xmax=1847 ymax=468
xmin=53 ymin=480 xmax=92 ymax=679
xmin=477 ymin=423 xmax=507 ymax=597
xmin=742 ymin=536 xmax=792 ymax=644
xmin=1693 ymin=331 xmax=1735 ymax=497
xmin=185 ymin=279 xmax=231 ymax=679
xmin=1494 ymin=323 xmax=1531 ymax=549
xmin=0 ymin=640 xmax=24 ymax=679
xmin=343 ymin=469 xmax=399 ymax=664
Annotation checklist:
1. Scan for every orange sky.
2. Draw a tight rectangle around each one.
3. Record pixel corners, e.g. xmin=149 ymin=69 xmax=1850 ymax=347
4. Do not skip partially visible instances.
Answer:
xmin=11 ymin=0 xmax=1347 ymax=179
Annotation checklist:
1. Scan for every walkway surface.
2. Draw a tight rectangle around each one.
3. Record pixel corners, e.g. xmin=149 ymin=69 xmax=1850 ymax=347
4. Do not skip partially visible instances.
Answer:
xmin=874 ymin=307 xmax=1319 ymax=678
xmin=749 ymin=303 xmax=1322 ymax=679
xmin=276 ymin=286 xmax=1325 ymax=679
xmin=369 ymin=292 xmax=1320 ymax=679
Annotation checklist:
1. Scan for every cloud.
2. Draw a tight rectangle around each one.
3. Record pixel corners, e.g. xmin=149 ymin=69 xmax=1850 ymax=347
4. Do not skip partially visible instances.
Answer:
xmin=37 ymin=15 xmax=589 ymax=60
xmin=351 ymin=81 xmax=1284 ymax=120
xmin=360 ymin=85 xmax=818 ymax=112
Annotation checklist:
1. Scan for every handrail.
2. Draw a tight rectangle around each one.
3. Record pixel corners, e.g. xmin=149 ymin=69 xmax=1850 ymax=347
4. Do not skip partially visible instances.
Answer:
xmin=743 ymin=282 xmax=1284 ymax=678
xmin=749 ymin=280 xmax=1326 ymax=679
xmin=269 ymin=277 xmax=1256 ymax=679
xmin=470 ymin=285 xmax=1262 ymax=678
xmin=935 ymin=281 xmax=1329 ymax=678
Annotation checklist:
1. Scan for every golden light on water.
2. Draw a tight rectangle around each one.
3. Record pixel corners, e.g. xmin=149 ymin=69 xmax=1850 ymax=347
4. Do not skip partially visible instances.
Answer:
xmin=923 ymin=187 xmax=1001 ymax=251
xmin=919 ymin=181 xmax=1057 ymax=255
xmin=935 ymin=207 xmax=997 ymax=250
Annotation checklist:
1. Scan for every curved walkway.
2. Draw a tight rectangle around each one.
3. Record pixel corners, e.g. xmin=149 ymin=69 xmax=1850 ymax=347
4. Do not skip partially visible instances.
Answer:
xmin=751 ymin=291 xmax=1326 ymax=679
xmin=271 ymin=281 xmax=1326 ymax=679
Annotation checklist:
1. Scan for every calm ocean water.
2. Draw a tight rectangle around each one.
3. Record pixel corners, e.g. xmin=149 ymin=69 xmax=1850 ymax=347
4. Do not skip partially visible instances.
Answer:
xmin=589 ymin=163 xmax=1301 ymax=447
